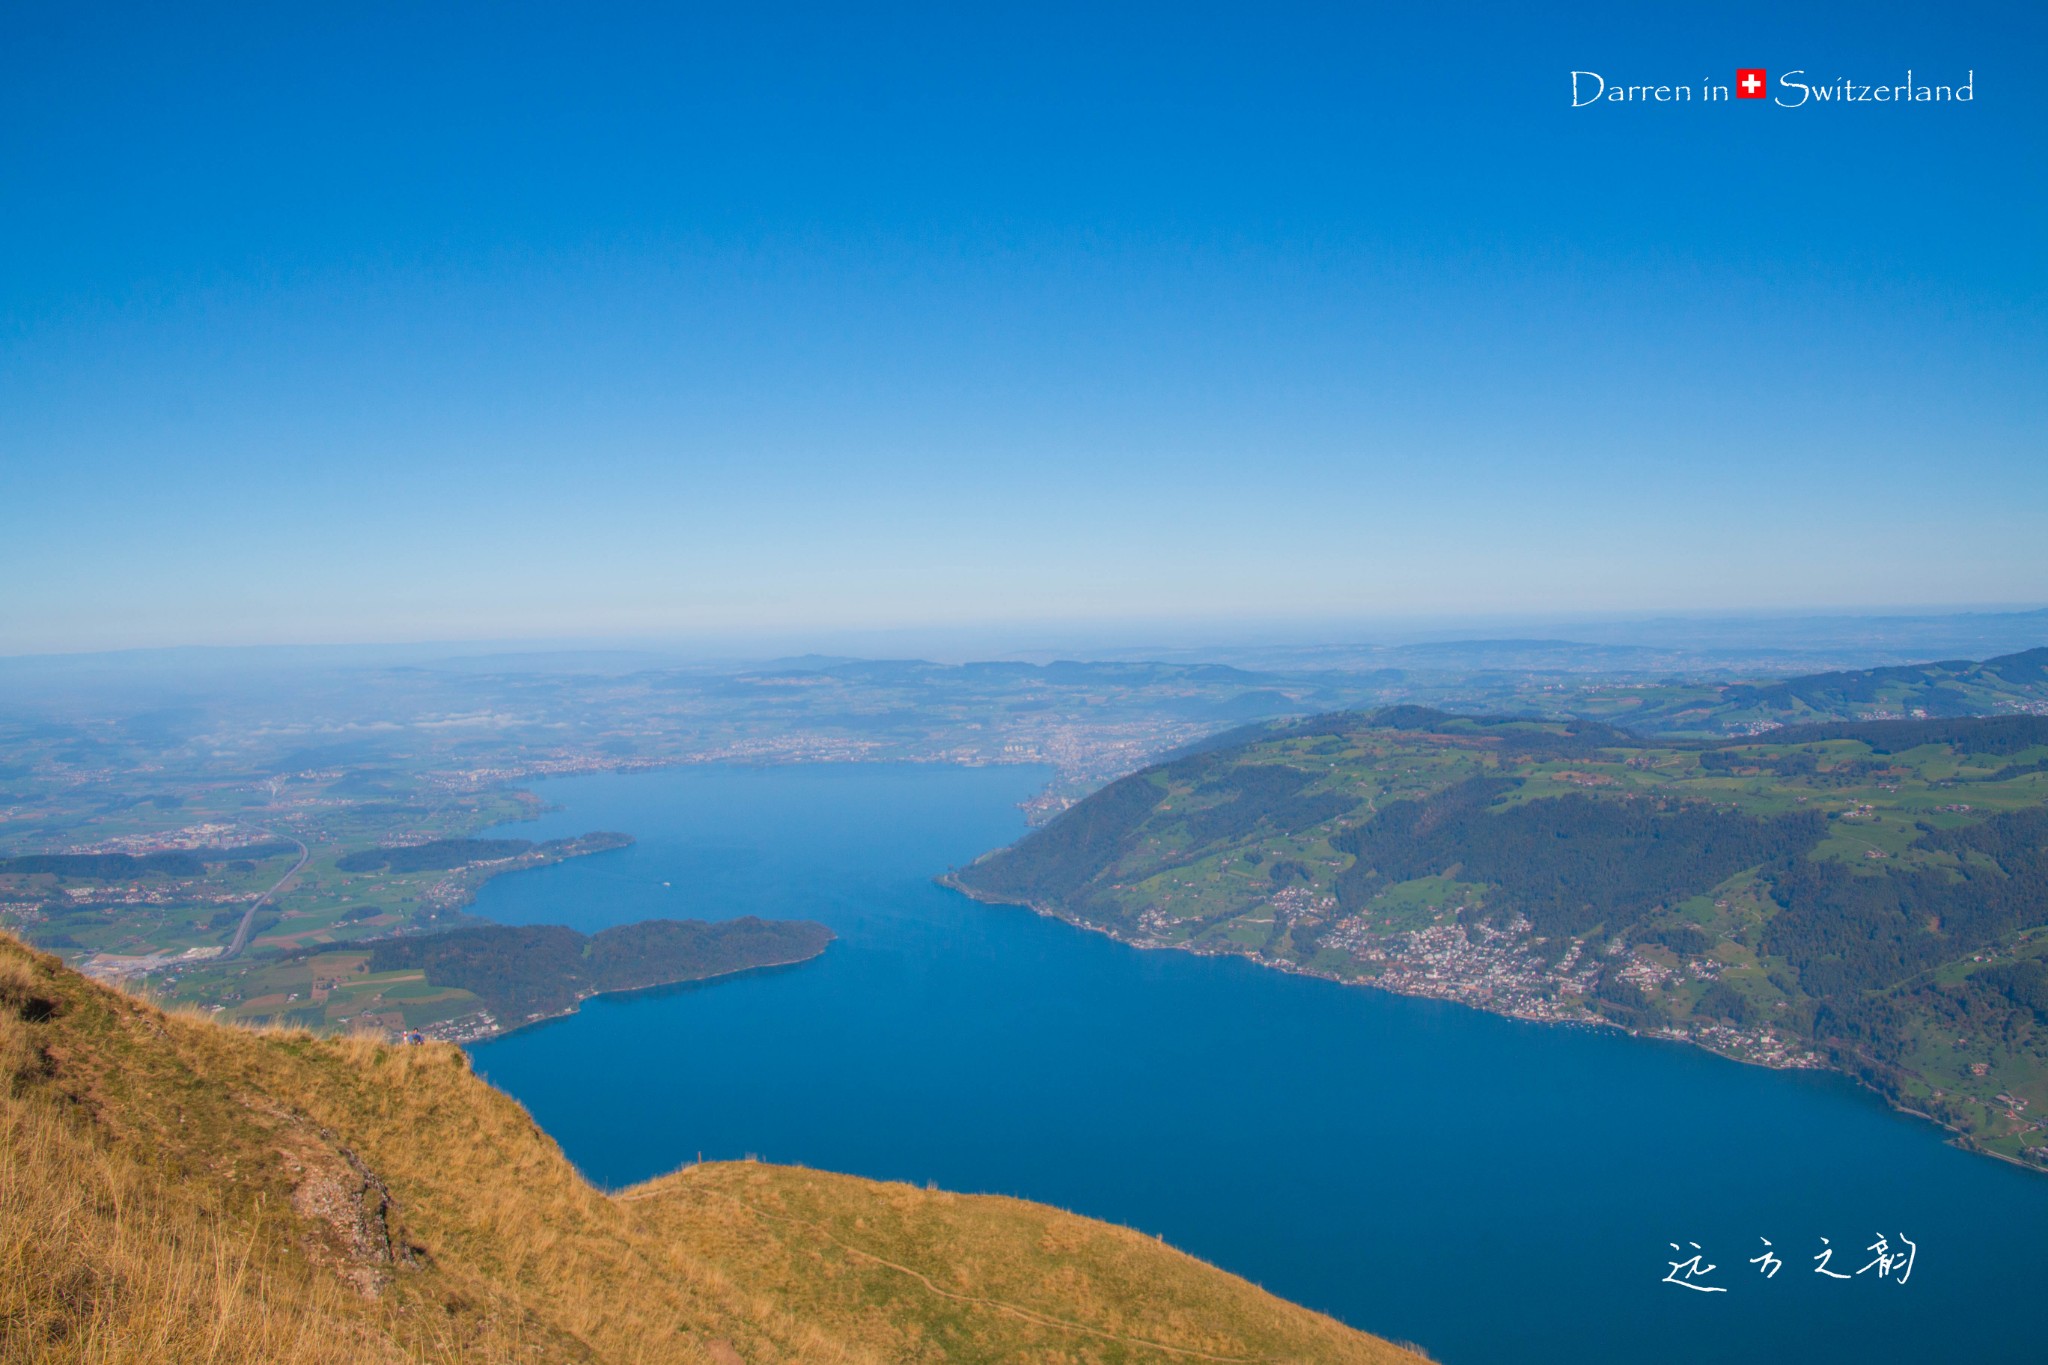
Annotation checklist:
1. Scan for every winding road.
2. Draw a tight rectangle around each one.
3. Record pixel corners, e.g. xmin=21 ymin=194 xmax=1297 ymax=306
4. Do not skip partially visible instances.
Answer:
xmin=221 ymin=830 xmax=309 ymax=960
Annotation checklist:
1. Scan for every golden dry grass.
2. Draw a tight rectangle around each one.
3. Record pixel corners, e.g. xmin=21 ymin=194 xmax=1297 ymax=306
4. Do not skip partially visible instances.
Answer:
xmin=0 ymin=934 xmax=1424 ymax=1363
xmin=0 ymin=1089 xmax=408 ymax=1365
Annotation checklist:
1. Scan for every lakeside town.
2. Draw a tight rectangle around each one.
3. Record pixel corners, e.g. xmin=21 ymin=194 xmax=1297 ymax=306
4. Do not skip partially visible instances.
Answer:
xmin=1089 ymin=892 xmax=1832 ymax=1073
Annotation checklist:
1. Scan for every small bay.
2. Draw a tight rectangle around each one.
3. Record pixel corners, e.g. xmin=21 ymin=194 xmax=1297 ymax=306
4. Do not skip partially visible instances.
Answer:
xmin=467 ymin=762 xmax=2048 ymax=1365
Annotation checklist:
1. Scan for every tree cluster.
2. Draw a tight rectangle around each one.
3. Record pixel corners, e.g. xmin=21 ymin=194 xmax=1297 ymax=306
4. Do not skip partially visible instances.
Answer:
xmin=337 ymin=838 xmax=534 ymax=874
xmin=360 ymin=916 xmax=833 ymax=1020
xmin=1333 ymin=778 xmax=1823 ymax=938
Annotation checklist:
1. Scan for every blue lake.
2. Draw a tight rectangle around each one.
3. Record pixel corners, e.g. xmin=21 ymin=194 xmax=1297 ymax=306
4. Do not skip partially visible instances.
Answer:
xmin=468 ymin=762 xmax=2048 ymax=1365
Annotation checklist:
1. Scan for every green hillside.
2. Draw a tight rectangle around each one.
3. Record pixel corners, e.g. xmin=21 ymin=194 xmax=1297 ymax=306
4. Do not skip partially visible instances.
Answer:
xmin=1572 ymin=645 xmax=2048 ymax=735
xmin=0 ymin=933 xmax=1422 ymax=1364
xmin=949 ymin=707 xmax=2048 ymax=1170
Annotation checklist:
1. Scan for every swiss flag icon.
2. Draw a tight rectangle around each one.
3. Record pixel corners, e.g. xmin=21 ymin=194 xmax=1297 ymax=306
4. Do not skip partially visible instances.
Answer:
xmin=1737 ymin=68 xmax=1768 ymax=99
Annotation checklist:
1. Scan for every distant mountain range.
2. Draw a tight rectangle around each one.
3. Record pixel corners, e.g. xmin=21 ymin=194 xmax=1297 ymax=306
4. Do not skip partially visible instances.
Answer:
xmin=1594 ymin=646 xmax=2048 ymax=735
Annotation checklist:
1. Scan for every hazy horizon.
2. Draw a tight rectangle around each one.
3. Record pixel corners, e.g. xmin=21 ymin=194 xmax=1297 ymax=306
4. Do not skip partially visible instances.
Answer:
xmin=2 ymin=602 xmax=2044 ymax=678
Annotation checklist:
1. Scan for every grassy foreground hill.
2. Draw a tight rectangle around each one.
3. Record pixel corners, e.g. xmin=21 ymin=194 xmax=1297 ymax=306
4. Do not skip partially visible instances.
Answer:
xmin=948 ymin=706 xmax=2048 ymax=1170
xmin=0 ymin=933 xmax=1420 ymax=1365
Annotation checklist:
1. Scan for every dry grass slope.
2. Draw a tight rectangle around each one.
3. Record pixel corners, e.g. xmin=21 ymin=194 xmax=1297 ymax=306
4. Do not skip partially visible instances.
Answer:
xmin=0 ymin=934 xmax=1423 ymax=1364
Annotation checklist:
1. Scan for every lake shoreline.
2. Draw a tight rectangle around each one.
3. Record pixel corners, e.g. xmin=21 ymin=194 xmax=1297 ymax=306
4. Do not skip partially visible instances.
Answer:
xmin=459 ymin=761 xmax=2048 ymax=1363
xmin=939 ymin=873 xmax=2048 ymax=1176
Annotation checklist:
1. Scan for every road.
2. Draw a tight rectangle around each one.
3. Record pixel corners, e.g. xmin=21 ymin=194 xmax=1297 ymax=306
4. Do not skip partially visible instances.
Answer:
xmin=222 ymin=831 xmax=310 ymax=960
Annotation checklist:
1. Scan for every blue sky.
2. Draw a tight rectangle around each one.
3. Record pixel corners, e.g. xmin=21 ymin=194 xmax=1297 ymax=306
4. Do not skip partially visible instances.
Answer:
xmin=3 ymin=2 xmax=2043 ymax=654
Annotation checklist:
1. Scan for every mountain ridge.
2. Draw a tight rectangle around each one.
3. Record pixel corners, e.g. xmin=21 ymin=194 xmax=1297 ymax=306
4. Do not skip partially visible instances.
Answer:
xmin=0 ymin=932 xmax=1422 ymax=1364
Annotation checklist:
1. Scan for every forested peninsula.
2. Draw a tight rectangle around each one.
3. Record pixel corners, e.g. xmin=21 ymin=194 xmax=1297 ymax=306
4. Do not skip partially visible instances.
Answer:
xmin=270 ymin=916 xmax=836 ymax=1040
xmin=362 ymin=916 xmax=835 ymax=1028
